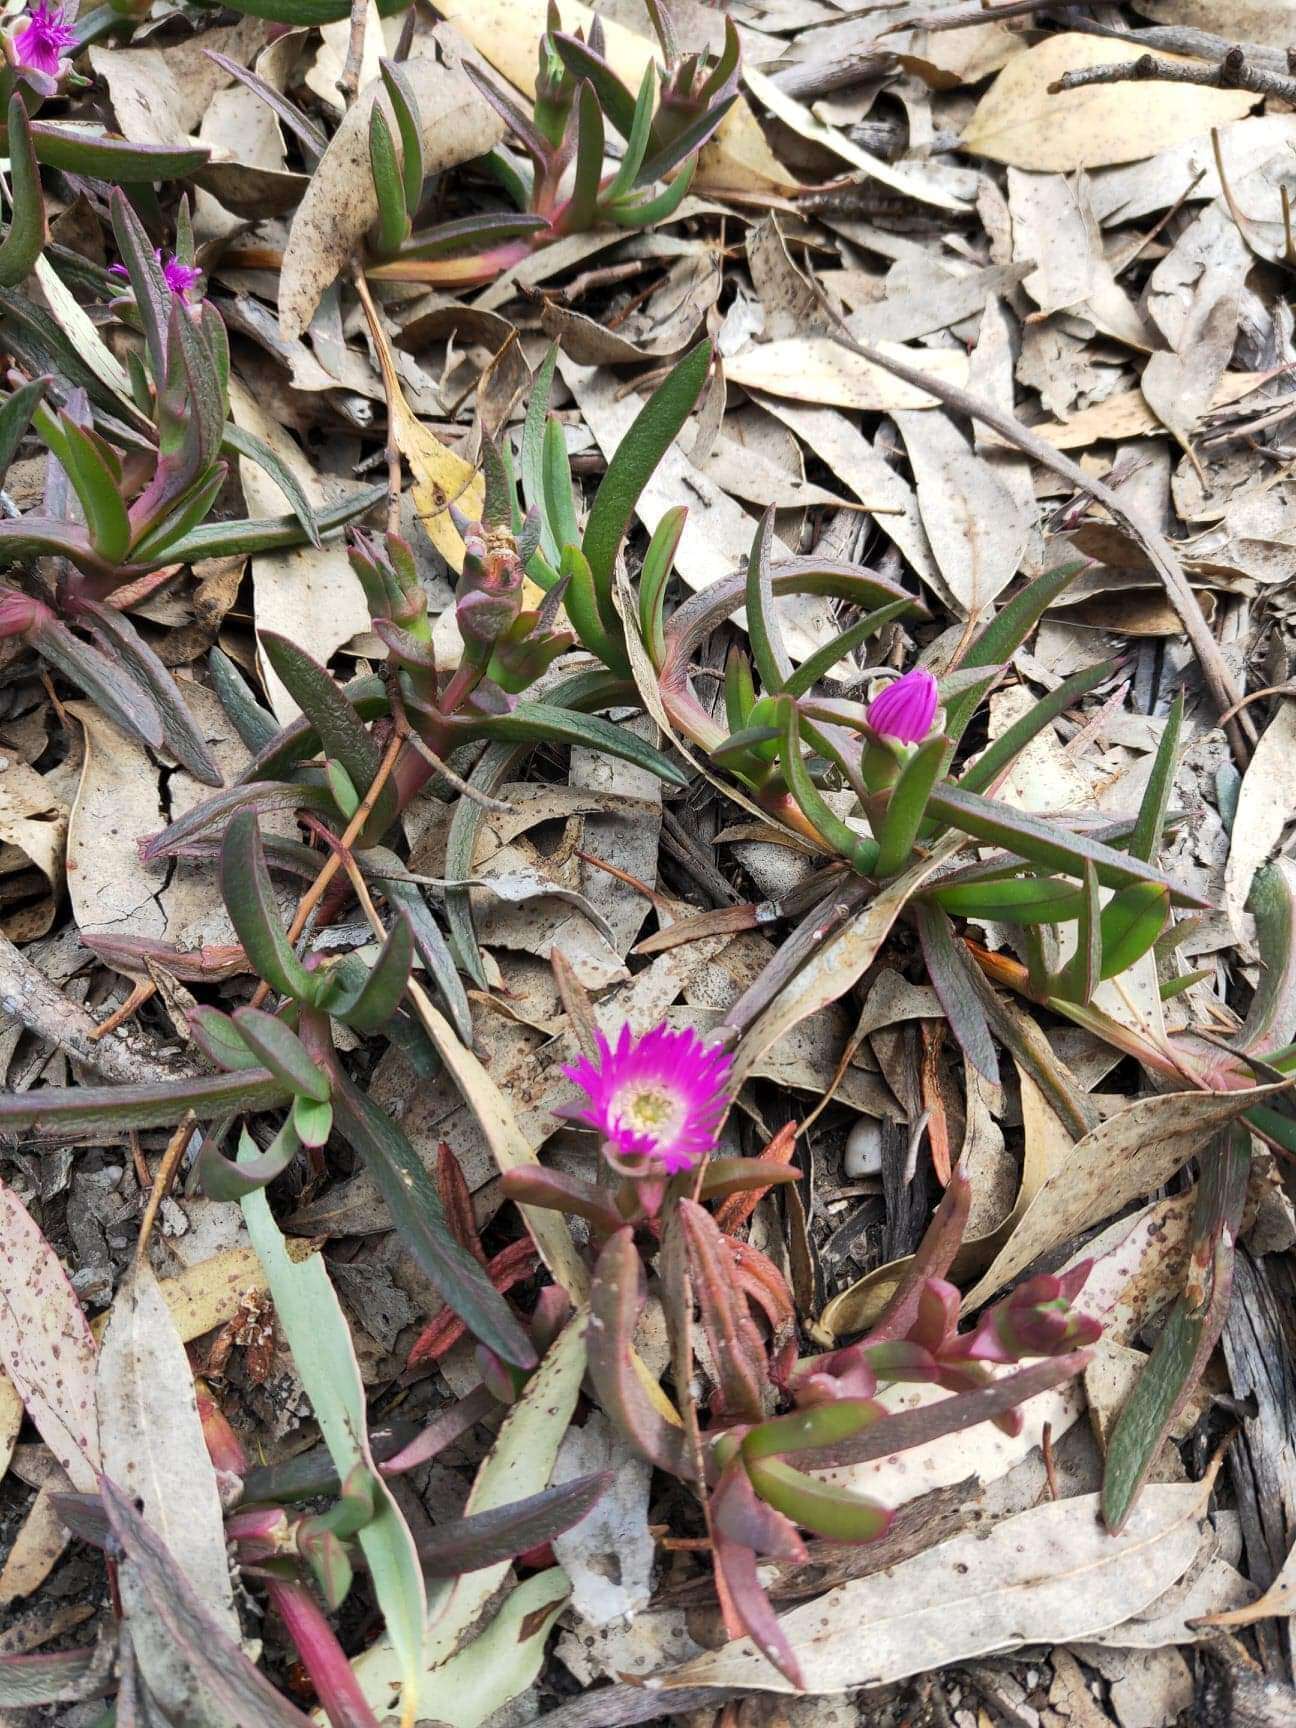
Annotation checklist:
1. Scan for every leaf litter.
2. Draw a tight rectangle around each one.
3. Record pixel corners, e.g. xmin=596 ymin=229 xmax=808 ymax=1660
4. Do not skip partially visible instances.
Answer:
xmin=5 ymin=4 xmax=1296 ymax=1728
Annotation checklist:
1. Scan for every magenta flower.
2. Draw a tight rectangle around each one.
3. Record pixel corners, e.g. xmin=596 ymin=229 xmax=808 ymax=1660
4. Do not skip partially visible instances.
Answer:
xmin=12 ymin=1 xmax=74 ymax=76
xmin=866 ymin=665 xmax=938 ymax=745
xmin=110 ymin=251 xmax=203 ymax=301
xmin=562 ymin=1023 xmax=730 ymax=1175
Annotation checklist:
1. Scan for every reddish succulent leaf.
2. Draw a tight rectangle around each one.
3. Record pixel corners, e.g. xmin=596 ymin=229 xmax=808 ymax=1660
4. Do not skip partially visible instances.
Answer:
xmin=712 ymin=1526 xmax=806 ymax=1690
xmin=588 ymin=1229 xmax=699 ymax=1480
xmin=436 ymin=1142 xmax=489 ymax=1267
xmin=406 ymin=1237 xmax=539 ymax=1368
xmin=679 ymin=1199 xmax=771 ymax=1425
xmin=500 ymin=1167 xmax=625 ymax=1233
xmin=712 ymin=1123 xmax=800 ymax=1235
xmin=711 ymin=1456 xmax=806 ymax=1562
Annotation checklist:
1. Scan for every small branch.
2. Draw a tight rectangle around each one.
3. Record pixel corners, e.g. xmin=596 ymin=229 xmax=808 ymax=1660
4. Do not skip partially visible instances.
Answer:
xmin=1050 ymin=48 xmax=1296 ymax=106
xmin=0 ymin=930 xmax=199 ymax=1087
xmin=336 ymin=0 xmax=369 ymax=109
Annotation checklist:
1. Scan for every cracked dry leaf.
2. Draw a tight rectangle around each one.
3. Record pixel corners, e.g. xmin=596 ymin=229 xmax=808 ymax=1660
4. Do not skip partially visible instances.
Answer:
xmin=656 ymin=1482 xmax=1214 ymax=1693
xmin=279 ymin=32 xmax=504 ymax=338
xmin=962 ymin=35 xmax=1258 ymax=173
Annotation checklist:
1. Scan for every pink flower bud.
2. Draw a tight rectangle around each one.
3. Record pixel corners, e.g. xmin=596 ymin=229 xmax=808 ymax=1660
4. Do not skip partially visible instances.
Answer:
xmin=0 ymin=587 xmax=45 ymax=639
xmin=865 ymin=665 xmax=938 ymax=745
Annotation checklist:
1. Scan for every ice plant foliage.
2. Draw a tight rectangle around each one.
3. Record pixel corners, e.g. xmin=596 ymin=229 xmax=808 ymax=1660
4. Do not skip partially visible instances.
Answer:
xmin=111 ymin=250 xmax=202 ymax=299
xmin=865 ymin=663 xmax=938 ymax=745
xmin=563 ymin=1023 xmax=730 ymax=1174
xmin=11 ymin=2 xmax=74 ymax=78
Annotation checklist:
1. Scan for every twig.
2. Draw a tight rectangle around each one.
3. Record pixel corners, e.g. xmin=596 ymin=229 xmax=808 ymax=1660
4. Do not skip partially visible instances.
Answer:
xmin=250 ymin=729 xmax=405 ymax=1009
xmin=135 ymin=1112 xmax=195 ymax=1263
xmin=1050 ymin=48 xmax=1296 ymax=106
xmin=336 ymin=0 xmax=369 ymax=109
xmin=1067 ymin=17 xmax=1293 ymax=75
xmin=0 ymin=930 xmax=200 ymax=1087
xmin=806 ymin=302 xmax=1257 ymax=767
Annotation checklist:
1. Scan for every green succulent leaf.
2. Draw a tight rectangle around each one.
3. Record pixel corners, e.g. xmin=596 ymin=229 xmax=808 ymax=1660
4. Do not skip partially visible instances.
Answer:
xmin=745 ymin=505 xmax=790 ymax=695
xmin=542 ymin=415 xmax=582 ymax=558
xmin=744 ymin=1455 xmax=890 ymax=1543
xmin=566 ymin=81 xmax=605 ymax=232
xmin=0 ymin=376 xmax=49 ymax=479
xmin=164 ymin=482 xmax=386 ymax=566
xmin=189 ymin=1005 xmax=263 ymax=1071
xmin=608 ymin=154 xmax=696 ymax=226
xmin=222 ymin=423 xmax=320 ymax=549
xmin=926 ymin=870 xmax=1085 ymax=926
xmin=1129 ymin=690 xmax=1183 ymax=864
xmin=325 ymin=912 xmax=413 ymax=1033
xmin=1058 ymin=862 xmax=1102 ymax=1006
xmin=292 ymin=1092 xmax=333 ymax=1147
xmin=551 ymin=32 xmax=638 ymax=136
xmin=380 ymin=57 xmax=425 ymax=217
xmin=874 ymin=734 xmax=947 ymax=877
xmin=637 ymin=95 xmax=735 ymax=186
xmin=582 ymin=338 xmax=710 ymax=629
xmin=331 ymin=1070 xmax=538 ymax=1371
xmin=55 ymin=415 xmax=131 ymax=563
xmin=198 ymin=1117 xmax=301 ymax=1201
xmin=1099 ymin=881 xmax=1169 ymax=981
xmin=520 ymin=342 xmax=561 ymax=567
xmin=209 ymin=646 xmax=279 ymax=753
xmin=78 ymin=601 xmax=224 ymax=786
xmin=258 ymin=632 xmax=397 ymax=845
xmin=955 ymin=659 xmax=1117 ymax=800
xmin=925 ymin=782 xmax=1208 ymax=906
xmin=231 ymin=1006 xmax=331 ymax=1102
xmin=777 ymin=697 xmax=879 ymax=876
xmin=638 ymin=503 xmax=687 ymax=670
xmin=33 ymin=126 xmax=208 ymax=184
xmin=370 ymin=103 xmax=411 ymax=256
xmin=221 ymin=809 xmax=320 ymax=1005
xmin=605 ymin=61 xmax=656 ymax=201
xmin=469 ymin=700 xmax=688 ymax=784
xmin=0 ymin=96 xmax=47 ymax=288
xmin=944 ymin=560 xmax=1088 ymax=745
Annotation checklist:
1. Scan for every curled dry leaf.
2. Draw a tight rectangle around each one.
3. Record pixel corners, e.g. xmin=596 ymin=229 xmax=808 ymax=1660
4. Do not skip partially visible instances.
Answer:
xmin=278 ymin=32 xmax=505 ymax=338
xmin=0 ymin=757 xmax=68 ymax=941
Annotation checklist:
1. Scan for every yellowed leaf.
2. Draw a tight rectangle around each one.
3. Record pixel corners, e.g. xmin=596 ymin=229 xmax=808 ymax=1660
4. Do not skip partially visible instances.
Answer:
xmin=358 ymin=288 xmax=482 ymax=573
xmin=962 ymin=34 xmax=1258 ymax=173
xmin=436 ymin=0 xmax=798 ymax=195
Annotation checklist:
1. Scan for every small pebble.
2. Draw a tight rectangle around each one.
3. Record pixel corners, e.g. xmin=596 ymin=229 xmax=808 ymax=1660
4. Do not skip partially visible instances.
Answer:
xmin=844 ymin=1115 xmax=882 ymax=1178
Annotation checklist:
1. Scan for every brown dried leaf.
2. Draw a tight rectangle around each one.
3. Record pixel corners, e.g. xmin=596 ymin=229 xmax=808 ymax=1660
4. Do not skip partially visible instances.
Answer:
xmin=962 ymin=35 xmax=1258 ymax=173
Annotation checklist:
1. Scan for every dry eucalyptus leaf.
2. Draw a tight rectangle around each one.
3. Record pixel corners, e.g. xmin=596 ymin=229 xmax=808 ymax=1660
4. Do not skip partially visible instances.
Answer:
xmin=0 ymin=757 xmax=68 ymax=941
xmin=962 ymin=34 xmax=1258 ymax=173
xmin=1035 ymin=373 xmax=1266 ymax=448
xmin=656 ymin=1483 xmax=1212 ymax=1693
xmin=228 ymin=378 xmax=371 ymax=722
xmin=894 ymin=408 xmax=1030 ymax=617
xmin=1224 ymin=697 xmax=1296 ymax=934
xmin=964 ymin=1086 xmax=1280 ymax=1310
xmin=279 ymin=33 xmax=504 ymax=338
xmin=724 ymin=337 xmax=970 ymax=411
xmin=97 ymin=1260 xmax=239 ymax=1643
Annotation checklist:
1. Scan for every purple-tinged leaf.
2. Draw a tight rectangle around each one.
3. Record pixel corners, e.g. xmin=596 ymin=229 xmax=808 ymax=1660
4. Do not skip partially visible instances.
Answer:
xmin=221 ymin=810 xmax=319 ymax=1005
xmin=678 ymin=1199 xmax=770 ymax=1424
xmin=1101 ymin=1126 xmax=1248 ymax=1533
xmin=0 ymin=1067 xmax=290 ymax=1135
xmin=915 ymin=902 xmax=1000 ymax=1085
xmin=34 ymin=127 xmax=208 ymax=183
xmin=264 ymin=1575 xmax=381 ymax=1728
xmin=500 ymin=1166 xmax=624 ymax=1232
xmin=712 ymin=1526 xmax=805 ymax=1690
xmin=199 ymin=1121 xmax=301 ymax=1202
xmin=232 ymin=1006 xmax=330 ymax=1101
xmin=100 ymin=1476 xmax=317 ymax=1728
xmin=552 ymin=32 xmax=638 ymax=136
xmin=589 ymin=1229 xmax=698 ymax=1479
xmin=698 ymin=1157 xmax=803 ymax=1204
xmin=419 ymin=1472 xmax=611 ymax=1576
xmin=31 ymin=614 xmax=163 ymax=749
xmin=140 ymin=779 xmax=337 ymax=862
xmin=711 ymin=1456 xmax=805 ymax=1561
xmin=956 ymin=659 xmax=1117 ymax=799
xmin=331 ymin=1069 xmax=538 ymax=1371
xmin=78 ymin=600 xmax=224 ymax=785
xmin=324 ymin=912 xmax=413 ymax=1033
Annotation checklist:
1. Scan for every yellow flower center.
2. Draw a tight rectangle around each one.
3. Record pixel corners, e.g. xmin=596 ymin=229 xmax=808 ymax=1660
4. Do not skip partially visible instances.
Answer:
xmin=611 ymin=1082 xmax=685 ymax=1143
